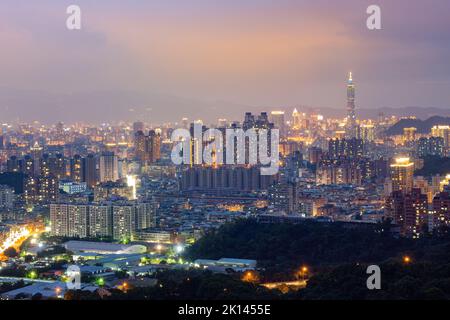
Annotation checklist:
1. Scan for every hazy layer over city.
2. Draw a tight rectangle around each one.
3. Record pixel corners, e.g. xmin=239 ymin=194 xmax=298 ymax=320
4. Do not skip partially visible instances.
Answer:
xmin=1 ymin=0 xmax=450 ymax=123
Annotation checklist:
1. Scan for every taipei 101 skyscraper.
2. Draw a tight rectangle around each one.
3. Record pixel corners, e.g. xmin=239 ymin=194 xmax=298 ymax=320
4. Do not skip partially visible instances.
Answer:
xmin=346 ymin=72 xmax=357 ymax=138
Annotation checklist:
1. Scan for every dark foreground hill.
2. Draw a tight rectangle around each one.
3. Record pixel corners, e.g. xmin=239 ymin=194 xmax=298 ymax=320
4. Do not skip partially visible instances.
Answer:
xmin=66 ymin=219 xmax=450 ymax=300
xmin=185 ymin=219 xmax=450 ymax=278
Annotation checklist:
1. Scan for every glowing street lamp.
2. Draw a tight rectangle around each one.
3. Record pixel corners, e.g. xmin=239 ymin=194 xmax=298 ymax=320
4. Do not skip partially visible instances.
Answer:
xmin=96 ymin=277 xmax=105 ymax=286
xmin=297 ymin=266 xmax=309 ymax=280
xmin=55 ymin=287 xmax=62 ymax=298
xmin=121 ymin=282 xmax=129 ymax=292
xmin=242 ymin=271 xmax=258 ymax=283
xmin=403 ymin=256 xmax=412 ymax=264
xmin=174 ymin=244 xmax=184 ymax=254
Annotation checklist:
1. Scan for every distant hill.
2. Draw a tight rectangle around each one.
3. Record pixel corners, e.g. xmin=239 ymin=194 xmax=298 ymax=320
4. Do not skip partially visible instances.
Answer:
xmin=372 ymin=107 xmax=450 ymax=120
xmin=1 ymin=86 xmax=449 ymax=124
xmin=385 ymin=116 xmax=450 ymax=136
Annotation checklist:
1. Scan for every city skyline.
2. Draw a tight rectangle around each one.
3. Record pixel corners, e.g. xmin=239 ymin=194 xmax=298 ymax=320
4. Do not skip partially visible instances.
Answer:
xmin=2 ymin=0 xmax=450 ymax=304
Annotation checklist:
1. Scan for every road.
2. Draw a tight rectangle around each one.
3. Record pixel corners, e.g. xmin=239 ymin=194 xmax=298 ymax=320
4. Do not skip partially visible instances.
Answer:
xmin=0 ymin=223 xmax=44 ymax=261
xmin=0 ymin=276 xmax=56 ymax=284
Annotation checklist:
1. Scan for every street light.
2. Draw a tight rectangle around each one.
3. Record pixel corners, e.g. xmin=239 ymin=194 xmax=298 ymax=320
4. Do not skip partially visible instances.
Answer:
xmin=242 ymin=271 xmax=258 ymax=283
xmin=96 ymin=277 xmax=105 ymax=286
xmin=298 ymin=266 xmax=309 ymax=280
xmin=403 ymin=256 xmax=412 ymax=264
xmin=55 ymin=287 xmax=62 ymax=298
xmin=174 ymin=244 xmax=184 ymax=254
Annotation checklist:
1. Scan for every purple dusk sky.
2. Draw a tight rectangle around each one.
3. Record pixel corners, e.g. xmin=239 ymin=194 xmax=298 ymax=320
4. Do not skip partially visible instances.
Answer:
xmin=0 ymin=0 xmax=450 ymax=123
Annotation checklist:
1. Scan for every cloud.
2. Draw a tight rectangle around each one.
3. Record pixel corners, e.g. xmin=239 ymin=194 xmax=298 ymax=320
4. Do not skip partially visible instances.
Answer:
xmin=0 ymin=0 xmax=450 ymax=123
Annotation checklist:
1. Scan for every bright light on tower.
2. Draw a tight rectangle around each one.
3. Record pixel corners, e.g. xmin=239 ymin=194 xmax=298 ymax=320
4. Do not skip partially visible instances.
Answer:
xmin=126 ymin=175 xmax=137 ymax=200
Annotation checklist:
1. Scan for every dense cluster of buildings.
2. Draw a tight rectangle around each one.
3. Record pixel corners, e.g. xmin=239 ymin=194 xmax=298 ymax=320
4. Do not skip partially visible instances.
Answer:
xmin=384 ymin=158 xmax=450 ymax=238
xmin=1 ymin=70 xmax=450 ymax=302
xmin=1 ymin=71 xmax=450 ymax=259
xmin=180 ymin=165 xmax=277 ymax=195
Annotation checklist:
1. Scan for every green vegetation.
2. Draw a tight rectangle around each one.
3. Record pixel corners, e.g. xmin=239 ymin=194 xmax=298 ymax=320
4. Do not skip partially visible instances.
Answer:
xmin=296 ymin=262 xmax=450 ymax=300
xmin=0 ymin=172 xmax=27 ymax=193
xmin=64 ymin=289 xmax=108 ymax=301
xmin=185 ymin=219 xmax=422 ymax=281
xmin=182 ymin=219 xmax=450 ymax=299
xmin=113 ymin=270 xmax=276 ymax=300
xmin=63 ymin=270 xmax=277 ymax=300
xmin=40 ymin=234 xmax=114 ymax=243
xmin=22 ymin=219 xmax=450 ymax=300
xmin=27 ymin=270 xmax=38 ymax=279
xmin=0 ymin=266 xmax=27 ymax=278
xmin=95 ymin=277 xmax=105 ymax=286
xmin=36 ymin=245 xmax=67 ymax=258
xmin=3 ymin=247 xmax=18 ymax=258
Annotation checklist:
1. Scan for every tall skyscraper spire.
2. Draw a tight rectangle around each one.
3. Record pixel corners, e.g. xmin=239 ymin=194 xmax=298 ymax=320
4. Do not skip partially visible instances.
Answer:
xmin=346 ymin=71 xmax=357 ymax=138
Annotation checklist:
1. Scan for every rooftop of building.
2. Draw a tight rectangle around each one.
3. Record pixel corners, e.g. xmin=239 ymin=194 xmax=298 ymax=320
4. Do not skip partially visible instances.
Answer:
xmin=64 ymin=241 xmax=147 ymax=255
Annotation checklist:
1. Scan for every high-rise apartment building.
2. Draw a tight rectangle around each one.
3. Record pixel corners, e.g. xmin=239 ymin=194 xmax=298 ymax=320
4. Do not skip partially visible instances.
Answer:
xmin=431 ymin=191 xmax=450 ymax=229
xmin=70 ymin=155 xmax=83 ymax=182
xmin=148 ymin=130 xmax=161 ymax=163
xmin=134 ymin=130 xmax=161 ymax=164
xmin=134 ymin=131 xmax=146 ymax=162
xmin=83 ymin=154 xmax=98 ymax=188
xmin=50 ymin=202 xmax=155 ymax=240
xmin=358 ymin=124 xmax=375 ymax=142
xmin=403 ymin=127 xmax=417 ymax=143
xmin=50 ymin=204 xmax=69 ymax=237
xmin=25 ymin=176 xmax=59 ymax=204
xmin=70 ymin=154 xmax=98 ymax=188
xmin=99 ymin=152 xmax=119 ymax=183
xmin=417 ymin=137 xmax=445 ymax=158
xmin=386 ymin=189 xmax=429 ymax=238
xmin=0 ymin=185 xmax=14 ymax=208
xmin=316 ymin=160 xmax=363 ymax=186
xmin=328 ymin=138 xmax=364 ymax=159
xmin=133 ymin=121 xmax=145 ymax=134
xmin=180 ymin=165 xmax=277 ymax=194
xmin=112 ymin=205 xmax=136 ymax=241
xmin=270 ymin=111 xmax=286 ymax=138
xmin=390 ymin=157 xmax=414 ymax=193
xmin=67 ymin=204 xmax=89 ymax=238
xmin=89 ymin=204 xmax=112 ymax=238
xmin=268 ymin=181 xmax=299 ymax=214
xmin=431 ymin=125 xmax=450 ymax=148
xmin=292 ymin=108 xmax=302 ymax=129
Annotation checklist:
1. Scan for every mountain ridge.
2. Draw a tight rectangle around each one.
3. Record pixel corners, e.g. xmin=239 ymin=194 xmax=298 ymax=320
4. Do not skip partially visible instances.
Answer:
xmin=1 ymin=88 xmax=450 ymax=124
xmin=385 ymin=116 xmax=450 ymax=136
